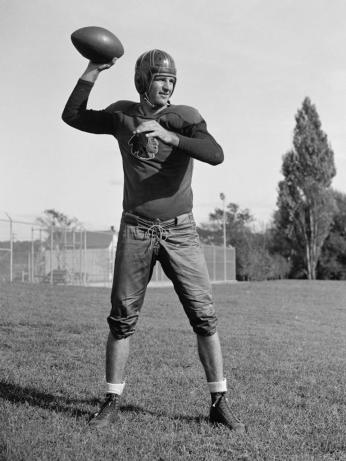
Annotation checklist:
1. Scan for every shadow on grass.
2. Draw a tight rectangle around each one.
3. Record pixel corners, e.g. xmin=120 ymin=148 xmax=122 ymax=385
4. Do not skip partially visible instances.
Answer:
xmin=120 ymin=403 xmax=208 ymax=424
xmin=0 ymin=382 xmax=207 ymax=424
xmin=0 ymin=381 xmax=95 ymax=418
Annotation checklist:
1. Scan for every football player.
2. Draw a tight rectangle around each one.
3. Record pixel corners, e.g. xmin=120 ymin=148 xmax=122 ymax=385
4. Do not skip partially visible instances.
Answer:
xmin=62 ymin=49 xmax=245 ymax=433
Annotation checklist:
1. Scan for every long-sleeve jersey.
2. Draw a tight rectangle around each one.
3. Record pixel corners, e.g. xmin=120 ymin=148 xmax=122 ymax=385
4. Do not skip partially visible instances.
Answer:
xmin=62 ymin=79 xmax=224 ymax=220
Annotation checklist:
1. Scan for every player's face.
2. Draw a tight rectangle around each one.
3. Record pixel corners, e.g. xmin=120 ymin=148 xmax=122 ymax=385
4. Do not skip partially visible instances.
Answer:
xmin=148 ymin=75 xmax=175 ymax=107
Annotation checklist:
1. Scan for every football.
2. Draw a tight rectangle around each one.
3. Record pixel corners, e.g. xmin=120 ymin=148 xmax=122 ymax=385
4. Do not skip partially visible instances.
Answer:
xmin=71 ymin=26 xmax=124 ymax=63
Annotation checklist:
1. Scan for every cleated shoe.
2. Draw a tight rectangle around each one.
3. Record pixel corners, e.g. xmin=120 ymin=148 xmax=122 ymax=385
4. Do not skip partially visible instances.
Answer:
xmin=210 ymin=392 xmax=246 ymax=433
xmin=88 ymin=393 xmax=120 ymax=428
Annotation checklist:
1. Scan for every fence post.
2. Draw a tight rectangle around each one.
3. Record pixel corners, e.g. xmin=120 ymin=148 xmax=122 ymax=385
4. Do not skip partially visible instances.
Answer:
xmin=50 ymin=226 xmax=53 ymax=284
xmin=5 ymin=213 xmax=13 ymax=283
xmin=72 ymin=230 xmax=76 ymax=280
xmin=219 ymin=193 xmax=227 ymax=282
xmin=63 ymin=228 xmax=67 ymax=275
xmin=10 ymin=217 xmax=13 ymax=282
xmin=28 ymin=251 xmax=30 ymax=283
xmin=79 ymin=229 xmax=82 ymax=285
xmin=212 ymin=245 xmax=216 ymax=282
xmin=83 ymin=229 xmax=87 ymax=286
xmin=31 ymin=227 xmax=34 ymax=283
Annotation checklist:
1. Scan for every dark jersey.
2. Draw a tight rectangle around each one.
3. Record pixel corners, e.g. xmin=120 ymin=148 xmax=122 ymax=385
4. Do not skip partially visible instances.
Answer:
xmin=62 ymin=79 xmax=224 ymax=220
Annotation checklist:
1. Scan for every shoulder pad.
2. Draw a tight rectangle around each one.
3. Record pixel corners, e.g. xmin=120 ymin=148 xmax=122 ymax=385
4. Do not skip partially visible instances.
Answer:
xmin=104 ymin=100 xmax=137 ymax=114
xmin=166 ymin=105 xmax=204 ymax=125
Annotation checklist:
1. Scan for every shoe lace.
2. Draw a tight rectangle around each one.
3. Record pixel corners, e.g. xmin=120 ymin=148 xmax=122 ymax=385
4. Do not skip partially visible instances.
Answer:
xmin=94 ymin=394 xmax=119 ymax=417
xmin=212 ymin=393 xmax=242 ymax=423
xmin=212 ymin=392 xmax=225 ymax=408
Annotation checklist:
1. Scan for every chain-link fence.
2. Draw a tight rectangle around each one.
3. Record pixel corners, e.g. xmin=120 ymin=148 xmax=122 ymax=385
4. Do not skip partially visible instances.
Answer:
xmin=0 ymin=217 xmax=235 ymax=286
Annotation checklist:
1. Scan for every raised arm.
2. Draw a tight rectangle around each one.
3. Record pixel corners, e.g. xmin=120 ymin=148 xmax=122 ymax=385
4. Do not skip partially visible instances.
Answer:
xmin=61 ymin=60 xmax=117 ymax=134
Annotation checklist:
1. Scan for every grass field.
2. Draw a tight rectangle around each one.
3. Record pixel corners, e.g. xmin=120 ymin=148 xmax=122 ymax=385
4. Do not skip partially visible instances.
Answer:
xmin=1 ymin=281 xmax=346 ymax=460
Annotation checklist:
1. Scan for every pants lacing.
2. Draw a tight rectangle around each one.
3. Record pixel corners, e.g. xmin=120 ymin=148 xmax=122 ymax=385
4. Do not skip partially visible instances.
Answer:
xmin=146 ymin=224 xmax=168 ymax=253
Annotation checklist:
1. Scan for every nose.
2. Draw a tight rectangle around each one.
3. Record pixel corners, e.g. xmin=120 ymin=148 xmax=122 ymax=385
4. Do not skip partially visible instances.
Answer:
xmin=163 ymin=78 xmax=173 ymax=89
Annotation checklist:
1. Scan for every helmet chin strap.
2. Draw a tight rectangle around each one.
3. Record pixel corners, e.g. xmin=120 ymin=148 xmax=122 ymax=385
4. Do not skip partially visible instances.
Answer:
xmin=143 ymin=92 xmax=156 ymax=108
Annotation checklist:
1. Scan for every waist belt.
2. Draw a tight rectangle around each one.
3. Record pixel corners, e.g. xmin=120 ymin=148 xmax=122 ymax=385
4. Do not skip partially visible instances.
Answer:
xmin=123 ymin=211 xmax=191 ymax=227
xmin=123 ymin=212 xmax=177 ymax=227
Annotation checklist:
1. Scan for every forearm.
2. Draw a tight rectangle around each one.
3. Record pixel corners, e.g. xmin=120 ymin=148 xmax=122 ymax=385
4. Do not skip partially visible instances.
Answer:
xmin=62 ymin=79 xmax=93 ymax=124
xmin=176 ymin=133 xmax=224 ymax=165
xmin=80 ymin=65 xmax=102 ymax=83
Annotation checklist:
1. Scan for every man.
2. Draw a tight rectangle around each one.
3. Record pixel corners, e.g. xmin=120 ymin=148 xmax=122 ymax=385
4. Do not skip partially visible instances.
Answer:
xmin=62 ymin=49 xmax=245 ymax=433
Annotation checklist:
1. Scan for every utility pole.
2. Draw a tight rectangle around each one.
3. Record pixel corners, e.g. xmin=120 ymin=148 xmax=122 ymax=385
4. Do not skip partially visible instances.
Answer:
xmin=219 ymin=193 xmax=227 ymax=281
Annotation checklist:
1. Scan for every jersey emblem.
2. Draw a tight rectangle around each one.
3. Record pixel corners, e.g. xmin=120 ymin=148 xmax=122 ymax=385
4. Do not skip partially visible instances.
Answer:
xmin=128 ymin=132 xmax=159 ymax=160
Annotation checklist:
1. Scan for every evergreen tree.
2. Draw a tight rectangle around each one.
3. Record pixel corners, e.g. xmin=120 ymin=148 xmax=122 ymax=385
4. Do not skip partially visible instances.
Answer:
xmin=274 ymin=98 xmax=336 ymax=279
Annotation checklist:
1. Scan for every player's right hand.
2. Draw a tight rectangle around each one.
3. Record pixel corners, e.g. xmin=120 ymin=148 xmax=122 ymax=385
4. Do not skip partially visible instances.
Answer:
xmin=81 ymin=58 xmax=117 ymax=83
xmin=86 ymin=58 xmax=117 ymax=72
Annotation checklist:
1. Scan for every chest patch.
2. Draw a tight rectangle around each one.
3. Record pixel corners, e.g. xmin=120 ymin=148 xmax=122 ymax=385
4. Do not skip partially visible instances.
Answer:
xmin=128 ymin=132 xmax=159 ymax=160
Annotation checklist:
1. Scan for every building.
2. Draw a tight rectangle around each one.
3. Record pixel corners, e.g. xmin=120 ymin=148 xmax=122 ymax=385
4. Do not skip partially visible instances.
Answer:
xmin=44 ymin=229 xmax=117 ymax=286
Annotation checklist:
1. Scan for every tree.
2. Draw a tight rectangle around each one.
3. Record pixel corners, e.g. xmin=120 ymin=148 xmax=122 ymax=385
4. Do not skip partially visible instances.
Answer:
xmin=242 ymin=230 xmax=291 ymax=281
xmin=274 ymin=97 xmax=336 ymax=279
xmin=317 ymin=190 xmax=346 ymax=279
xmin=198 ymin=202 xmax=290 ymax=280
xmin=198 ymin=202 xmax=253 ymax=246
xmin=36 ymin=209 xmax=81 ymax=229
xmin=197 ymin=202 xmax=253 ymax=279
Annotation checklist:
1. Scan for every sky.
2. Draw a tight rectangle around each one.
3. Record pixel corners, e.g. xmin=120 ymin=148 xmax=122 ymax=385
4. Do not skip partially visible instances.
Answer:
xmin=2 ymin=0 xmax=346 ymax=232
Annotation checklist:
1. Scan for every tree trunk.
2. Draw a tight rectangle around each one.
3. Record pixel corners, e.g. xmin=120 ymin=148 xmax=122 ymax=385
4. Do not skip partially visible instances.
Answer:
xmin=306 ymin=243 xmax=313 ymax=280
xmin=309 ymin=209 xmax=316 ymax=280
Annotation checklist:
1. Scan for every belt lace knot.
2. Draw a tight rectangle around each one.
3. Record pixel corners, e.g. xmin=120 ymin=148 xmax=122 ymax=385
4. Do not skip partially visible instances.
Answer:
xmin=146 ymin=224 xmax=168 ymax=244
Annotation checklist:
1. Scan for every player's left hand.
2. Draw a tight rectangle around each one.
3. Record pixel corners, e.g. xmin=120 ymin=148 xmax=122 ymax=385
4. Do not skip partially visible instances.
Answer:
xmin=133 ymin=121 xmax=179 ymax=146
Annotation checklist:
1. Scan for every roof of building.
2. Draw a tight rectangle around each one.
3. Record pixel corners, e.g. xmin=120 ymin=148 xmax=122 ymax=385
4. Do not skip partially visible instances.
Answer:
xmin=85 ymin=231 xmax=116 ymax=249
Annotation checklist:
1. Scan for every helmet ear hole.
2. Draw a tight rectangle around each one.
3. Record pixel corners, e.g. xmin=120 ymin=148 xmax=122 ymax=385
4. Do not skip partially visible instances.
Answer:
xmin=134 ymin=49 xmax=177 ymax=96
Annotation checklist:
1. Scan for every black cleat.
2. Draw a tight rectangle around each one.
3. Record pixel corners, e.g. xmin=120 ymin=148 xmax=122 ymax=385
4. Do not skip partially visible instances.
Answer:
xmin=88 ymin=393 xmax=120 ymax=428
xmin=210 ymin=393 xmax=246 ymax=433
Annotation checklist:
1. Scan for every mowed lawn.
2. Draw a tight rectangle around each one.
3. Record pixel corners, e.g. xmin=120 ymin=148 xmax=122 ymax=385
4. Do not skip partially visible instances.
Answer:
xmin=0 ymin=281 xmax=345 ymax=460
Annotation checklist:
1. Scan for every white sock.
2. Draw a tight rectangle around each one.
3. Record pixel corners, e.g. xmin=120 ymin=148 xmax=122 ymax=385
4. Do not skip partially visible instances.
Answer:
xmin=106 ymin=382 xmax=125 ymax=395
xmin=208 ymin=377 xmax=227 ymax=394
